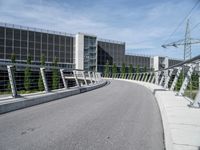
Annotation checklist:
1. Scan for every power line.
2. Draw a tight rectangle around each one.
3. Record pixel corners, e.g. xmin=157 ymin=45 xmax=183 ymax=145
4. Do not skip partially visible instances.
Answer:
xmin=164 ymin=0 xmax=200 ymax=44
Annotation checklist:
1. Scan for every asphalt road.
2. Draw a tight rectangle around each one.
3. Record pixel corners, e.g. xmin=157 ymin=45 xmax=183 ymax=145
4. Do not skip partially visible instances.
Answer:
xmin=0 ymin=80 xmax=164 ymax=150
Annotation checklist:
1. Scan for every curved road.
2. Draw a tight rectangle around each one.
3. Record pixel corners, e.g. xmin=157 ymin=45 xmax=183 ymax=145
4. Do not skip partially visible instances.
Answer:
xmin=0 ymin=80 xmax=164 ymax=150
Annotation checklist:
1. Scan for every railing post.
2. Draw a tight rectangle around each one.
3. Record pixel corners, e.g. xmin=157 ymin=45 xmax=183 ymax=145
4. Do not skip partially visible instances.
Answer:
xmin=147 ymin=73 xmax=152 ymax=82
xmin=40 ymin=67 xmax=49 ymax=93
xmin=155 ymin=71 xmax=160 ymax=85
xmin=164 ymin=69 xmax=173 ymax=89
xmin=159 ymin=71 xmax=165 ymax=86
xmin=151 ymin=75 xmax=155 ymax=84
xmin=82 ymin=71 xmax=88 ymax=85
xmin=192 ymin=89 xmax=200 ymax=107
xmin=178 ymin=64 xmax=197 ymax=96
xmin=141 ymin=73 xmax=145 ymax=81
xmin=88 ymin=71 xmax=93 ymax=84
xmin=92 ymin=72 xmax=97 ymax=83
xmin=133 ymin=73 xmax=136 ymax=80
xmin=73 ymin=70 xmax=80 ymax=87
xmin=144 ymin=73 xmax=148 ymax=82
xmin=170 ymin=67 xmax=182 ymax=91
xmin=60 ymin=69 xmax=68 ymax=89
xmin=7 ymin=65 xmax=18 ymax=98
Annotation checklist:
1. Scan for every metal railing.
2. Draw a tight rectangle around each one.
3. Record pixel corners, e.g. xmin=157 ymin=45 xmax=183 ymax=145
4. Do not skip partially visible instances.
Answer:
xmin=102 ymin=55 xmax=200 ymax=108
xmin=0 ymin=62 xmax=102 ymax=99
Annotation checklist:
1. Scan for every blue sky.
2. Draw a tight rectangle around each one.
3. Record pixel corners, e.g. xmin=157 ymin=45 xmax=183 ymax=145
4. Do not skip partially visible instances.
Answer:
xmin=0 ymin=0 xmax=199 ymax=59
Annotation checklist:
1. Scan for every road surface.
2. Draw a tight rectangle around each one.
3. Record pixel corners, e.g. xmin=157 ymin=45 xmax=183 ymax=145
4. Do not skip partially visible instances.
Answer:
xmin=0 ymin=80 xmax=164 ymax=150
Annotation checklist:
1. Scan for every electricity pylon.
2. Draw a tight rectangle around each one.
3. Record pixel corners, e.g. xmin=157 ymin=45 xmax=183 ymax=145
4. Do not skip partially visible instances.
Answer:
xmin=162 ymin=19 xmax=200 ymax=60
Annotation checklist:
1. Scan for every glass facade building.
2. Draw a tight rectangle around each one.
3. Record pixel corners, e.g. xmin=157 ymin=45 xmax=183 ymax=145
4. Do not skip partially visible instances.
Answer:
xmin=0 ymin=23 xmax=182 ymax=73
xmin=0 ymin=23 xmax=75 ymax=69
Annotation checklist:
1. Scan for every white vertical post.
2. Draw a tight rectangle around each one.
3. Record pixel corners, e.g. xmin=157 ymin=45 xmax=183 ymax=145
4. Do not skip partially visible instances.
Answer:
xmin=7 ymin=65 xmax=18 ymax=97
xmin=60 ymin=69 xmax=68 ymax=89
xmin=178 ymin=64 xmax=197 ymax=96
xmin=82 ymin=71 xmax=88 ymax=85
xmin=88 ymin=71 xmax=93 ymax=84
xmin=40 ymin=67 xmax=49 ymax=93
xmin=92 ymin=72 xmax=97 ymax=83
xmin=73 ymin=70 xmax=80 ymax=87
xmin=164 ymin=69 xmax=173 ymax=89
xmin=170 ymin=67 xmax=182 ymax=91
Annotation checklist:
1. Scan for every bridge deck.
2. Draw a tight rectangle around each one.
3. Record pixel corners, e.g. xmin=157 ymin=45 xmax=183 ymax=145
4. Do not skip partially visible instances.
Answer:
xmin=0 ymin=80 xmax=164 ymax=150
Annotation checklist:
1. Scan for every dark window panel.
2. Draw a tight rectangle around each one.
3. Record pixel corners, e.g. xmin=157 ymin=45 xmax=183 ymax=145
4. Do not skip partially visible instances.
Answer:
xmin=65 ymin=37 xmax=70 ymax=46
xmin=6 ymin=39 xmax=12 ymax=47
xmin=48 ymin=44 xmax=53 ymax=50
xmin=35 ymin=42 xmax=41 ymax=49
xmin=42 ymin=33 xmax=47 ymax=43
xmin=0 ymin=39 xmax=4 ymax=46
xmin=6 ymin=28 xmax=13 ymax=39
xmin=21 ymin=41 xmax=27 ymax=47
xmin=14 ymin=29 xmax=20 ymax=40
xmin=21 ymin=48 xmax=27 ymax=60
xmin=60 ymin=36 xmax=65 ymax=45
xmin=21 ymin=30 xmax=27 ymax=41
xmin=28 ymin=49 xmax=34 ymax=57
xmin=35 ymin=32 xmax=41 ymax=42
xmin=55 ymin=35 xmax=59 ymax=45
xmin=29 ymin=31 xmax=34 ymax=41
xmin=48 ymin=34 xmax=53 ymax=43
xmin=29 ymin=42 xmax=34 ymax=49
xmin=55 ymin=45 xmax=59 ymax=52
xmin=6 ymin=47 xmax=12 ymax=59
xmin=14 ymin=40 xmax=20 ymax=47
xmin=14 ymin=48 xmax=20 ymax=59
xmin=0 ymin=46 xmax=4 ymax=59
xmin=0 ymin=27 xmax=5 ymax=39
xmin=42 ymin=43 xmax=47 ymax=50
xmin=48 ymin=50 xmax=53 ymax=62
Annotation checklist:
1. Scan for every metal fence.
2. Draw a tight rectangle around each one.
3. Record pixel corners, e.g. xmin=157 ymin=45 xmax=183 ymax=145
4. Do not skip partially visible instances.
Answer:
xmin=0 ymin=62 xmax=102 ymax=99
xmin=102 ymin=55 xmax=200 ymax=108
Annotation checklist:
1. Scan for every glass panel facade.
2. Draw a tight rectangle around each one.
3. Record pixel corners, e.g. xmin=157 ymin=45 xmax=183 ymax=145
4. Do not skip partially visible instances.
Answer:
xmin=0 ymin=25 xmax=74 ymax=68
xmin=84 ymin=35 xmax=97 ymax=71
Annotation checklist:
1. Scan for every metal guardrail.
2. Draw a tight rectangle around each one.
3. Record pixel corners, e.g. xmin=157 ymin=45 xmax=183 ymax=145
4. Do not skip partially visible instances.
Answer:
xmin=0 ymin=62 xmax=102 ymax=99
xmin=102 ymin=55 xmax=200 ymax=108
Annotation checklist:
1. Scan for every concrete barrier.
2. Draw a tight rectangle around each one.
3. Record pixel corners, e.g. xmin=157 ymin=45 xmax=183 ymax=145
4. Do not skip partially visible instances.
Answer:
xmin=0 ymin=81 xmax=107 ymax=114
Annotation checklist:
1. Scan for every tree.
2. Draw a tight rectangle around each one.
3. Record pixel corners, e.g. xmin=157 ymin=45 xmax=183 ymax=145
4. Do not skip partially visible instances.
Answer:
xmin=104 ymin=61 xmax=109 ymax=77
xmin=52 ymin=58 xmax=59 ymax=90
xmin=128 ymin=64 xmax=133 ymax=79
xmin=24 ymin=56 xmax=32 ymax=91
xmin=121 ymin=63 xmax=126 ymax=78
xmin=136 ymin=65 xmax=140 ymax=80
xmin=11 ymin=53 xmax=16 ymax=64
xmin=112 ymin=63 xmax=117 ymax=78
xmin=38 ymin=55 xmax=45 ymax=91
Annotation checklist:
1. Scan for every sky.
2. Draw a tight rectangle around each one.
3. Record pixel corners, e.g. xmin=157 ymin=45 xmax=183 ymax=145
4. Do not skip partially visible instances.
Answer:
xmin=0 ymin=0 xmax=199 ymax=59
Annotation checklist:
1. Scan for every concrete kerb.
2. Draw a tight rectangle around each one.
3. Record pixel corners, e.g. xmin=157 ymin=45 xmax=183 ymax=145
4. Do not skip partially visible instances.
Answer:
xmin=0 ymin=80 xmax=107 ymax=114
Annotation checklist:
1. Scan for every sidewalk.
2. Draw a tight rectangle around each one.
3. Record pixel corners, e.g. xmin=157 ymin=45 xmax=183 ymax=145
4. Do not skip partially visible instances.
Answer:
xmin=118 ymin=79 xmax=200 ymax=150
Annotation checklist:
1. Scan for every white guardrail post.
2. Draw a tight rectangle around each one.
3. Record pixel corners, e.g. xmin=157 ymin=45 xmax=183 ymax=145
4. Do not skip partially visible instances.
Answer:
xmin=178 ymin=63 xmax=197 ymax=96
xmin=73 ymin=70 xmax=80 ymax=87
xmin=60 ymin=69 xmax=68 ymax=89
xmin=7 ymin=65 xmax=18 ymax=97
xmin=88 ymin=71 xmax=93 ymax=84
xmin=82 ymin=71 xmax=88 ymax=85
xmin=164 ymin=69 xmax=173 ymax=89
xmin=170 ymin=67 xmax=183 ymax=91
xmin=40 ymin=67 xmax=49 ymax=93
